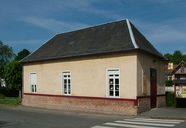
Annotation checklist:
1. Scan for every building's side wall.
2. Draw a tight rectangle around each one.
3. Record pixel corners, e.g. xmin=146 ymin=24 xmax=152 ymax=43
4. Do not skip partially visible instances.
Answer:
xmin=137 ymin=53 xmax=166 ymax=112
xmin=23 ymin=53 xmax=138 ymax=115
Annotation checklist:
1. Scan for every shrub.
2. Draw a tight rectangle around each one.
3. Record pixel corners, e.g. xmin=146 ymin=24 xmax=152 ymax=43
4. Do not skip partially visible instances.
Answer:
xmin=0 ymin=87 xmax=19 ymax=97
xmin=0 ymin=93 xmax=5 ymax=99
xmin=166 ymin=92 xmax=175 ymax=107
xmin=166 ymin=80 xmax=173 ymax=87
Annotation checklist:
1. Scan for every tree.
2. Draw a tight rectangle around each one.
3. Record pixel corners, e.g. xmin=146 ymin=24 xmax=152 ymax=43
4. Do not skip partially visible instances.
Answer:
xmin=15 ymin=49 xmax=30 ymax=61
xmin=0 ymin=41 xmax=14 ymax=82
xmin=4 ymin=60 xmax=22 ymax=90
xmin=183 ymin=54 xmax=186 ymax=62
xmin=164 ymin=50 xmax=186 ymax=64
xmin=2 ymin=49 xmax=30 ymax=97
xmin=164 ymin=53 xmax=173 ymax=62
xmin=172 ymin=50 xmax=183 ymax=64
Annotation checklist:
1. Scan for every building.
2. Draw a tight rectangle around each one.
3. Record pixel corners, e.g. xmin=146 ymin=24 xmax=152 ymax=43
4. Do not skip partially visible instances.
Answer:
xmin=21 ymin=19 xmax=166 ymax=115
xmin=166 ymin=61 xmax=186 ymax=107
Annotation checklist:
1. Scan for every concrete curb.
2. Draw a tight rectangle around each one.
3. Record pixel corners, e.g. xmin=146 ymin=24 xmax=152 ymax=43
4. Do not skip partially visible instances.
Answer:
xmin=138 ymin=107 xmax=186 ymax=120
xmin=138 ymin=115 xmax=186 ymax=120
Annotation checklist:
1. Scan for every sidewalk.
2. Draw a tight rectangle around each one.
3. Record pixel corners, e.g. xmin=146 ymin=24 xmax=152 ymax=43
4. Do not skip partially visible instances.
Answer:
xmin=139 ymin=107 xmax=186 ymax=120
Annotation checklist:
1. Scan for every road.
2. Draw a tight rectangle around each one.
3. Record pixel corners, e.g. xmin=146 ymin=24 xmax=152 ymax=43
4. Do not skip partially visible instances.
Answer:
xmin=0 ymin=106 xmax=185 ymax=128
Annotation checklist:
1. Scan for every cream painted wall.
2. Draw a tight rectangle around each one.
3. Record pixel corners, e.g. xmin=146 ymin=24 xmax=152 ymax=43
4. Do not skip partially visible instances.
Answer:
xmin=137 ymin=53 xmax=165 ymax=96
xmin=23 ymin=53 xmax=138 ymax=99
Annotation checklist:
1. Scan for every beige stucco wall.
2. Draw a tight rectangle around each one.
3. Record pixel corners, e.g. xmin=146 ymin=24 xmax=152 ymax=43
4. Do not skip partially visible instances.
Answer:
xmin=23 ymin=53 xmax=138 ymax=99
xmin=137 ymin=53 xmax=165 ymax=96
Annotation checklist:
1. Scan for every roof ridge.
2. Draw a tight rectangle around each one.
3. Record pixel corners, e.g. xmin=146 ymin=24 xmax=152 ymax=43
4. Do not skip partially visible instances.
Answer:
xmin=126 ymin=19 xmax=138 ymax=49
xmin=56 ymin=19 xmax=128 ymax=36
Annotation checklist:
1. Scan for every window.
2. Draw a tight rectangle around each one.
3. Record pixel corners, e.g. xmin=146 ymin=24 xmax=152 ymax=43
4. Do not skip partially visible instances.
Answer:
xmin=107 ymin=69 xmax=120 ymax=97
xmin=30 ymin=73 xmax=37 ymax=93
xmin=62 ymin=72 xmax=71 ymax=95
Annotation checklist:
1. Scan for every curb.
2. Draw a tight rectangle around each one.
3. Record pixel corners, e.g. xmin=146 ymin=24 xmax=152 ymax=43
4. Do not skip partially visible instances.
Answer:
xmin=138 ymin=115 xmax=186 ymax=120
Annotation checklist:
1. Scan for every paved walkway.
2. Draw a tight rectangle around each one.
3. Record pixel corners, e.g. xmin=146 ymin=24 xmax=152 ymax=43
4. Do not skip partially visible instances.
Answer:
xmin=139 ymin=107 xmax=186 ymax=119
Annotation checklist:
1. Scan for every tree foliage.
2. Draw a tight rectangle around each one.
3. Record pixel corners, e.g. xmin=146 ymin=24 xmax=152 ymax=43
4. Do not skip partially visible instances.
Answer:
xmin=0 ymin=41 xmax=14 ymax=78
xmin=3 ymin=49 xmax=30 ymax=90
xmin=165 ymin=80 xmax=173 ymax=87
xmin=15 ymin=49 xmax=30 ymax=61
xmin=4 ymin=61 xmax=22 ymax=90
xmin=164 ymin=50 xmax=186 ymax=64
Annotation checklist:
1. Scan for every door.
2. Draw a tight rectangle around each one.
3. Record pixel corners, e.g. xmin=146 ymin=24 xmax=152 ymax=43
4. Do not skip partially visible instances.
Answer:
xmin=150 ymin=68 xmax=157 ymax=108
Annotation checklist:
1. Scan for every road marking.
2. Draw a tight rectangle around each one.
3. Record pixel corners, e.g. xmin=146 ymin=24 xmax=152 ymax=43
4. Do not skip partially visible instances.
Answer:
xmin=91 ymin=118 xmax=185 ymax=128
xmin=91 ymin=126 xmax=116 ymax=128
xmin=124 ymin=118 xmax=182 ymax=124
xmin=115 ymin=120 xmax=175 ymax=127
xmin=134 ymin=118 xmax=185 ymax=122
xmin=104 ymin=122 xmax=163 ymax=128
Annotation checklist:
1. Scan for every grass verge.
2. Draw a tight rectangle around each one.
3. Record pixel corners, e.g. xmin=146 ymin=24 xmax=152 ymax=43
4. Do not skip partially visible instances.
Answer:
xmin=0 ymin=97 xmax=21 ymax=106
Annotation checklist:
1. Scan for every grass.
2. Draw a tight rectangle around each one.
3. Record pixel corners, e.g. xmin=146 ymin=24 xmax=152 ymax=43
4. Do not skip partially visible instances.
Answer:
xmin=0 ymin=96 xmax=21 ymax=106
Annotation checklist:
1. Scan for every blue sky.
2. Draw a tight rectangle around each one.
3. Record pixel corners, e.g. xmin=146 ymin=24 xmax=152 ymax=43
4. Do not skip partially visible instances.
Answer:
xmin=0 ymin=0 xmax=186 ymax=54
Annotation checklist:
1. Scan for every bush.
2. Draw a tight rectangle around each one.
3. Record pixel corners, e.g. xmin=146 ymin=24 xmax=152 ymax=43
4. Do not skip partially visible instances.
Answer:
xmin=166 ymin=92 xmax=175 ymax=107
xmin=166 ymin=80 xmax=173 ymax=87
xmin=0 ymin=87 xmax=7 ymax=96
xmin=0 ymin=93 xmax=5 ymax=99
xmin=0 ymin=87 xmax=19 ymax=97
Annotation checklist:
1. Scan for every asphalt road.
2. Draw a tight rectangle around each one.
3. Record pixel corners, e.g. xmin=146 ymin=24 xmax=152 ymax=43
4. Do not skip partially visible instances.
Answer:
xmin=0 ymin=106 xmax=186 ymax=128
xmin=0 ymin=106 xmax=123 ymax=128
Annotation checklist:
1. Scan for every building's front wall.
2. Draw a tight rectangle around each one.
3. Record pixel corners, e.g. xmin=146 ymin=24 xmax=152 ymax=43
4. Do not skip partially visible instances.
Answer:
xmin=137 ymin=53 xmax=166 ymax=112
xmin=23 ymin=53 xmax=138 ymax=115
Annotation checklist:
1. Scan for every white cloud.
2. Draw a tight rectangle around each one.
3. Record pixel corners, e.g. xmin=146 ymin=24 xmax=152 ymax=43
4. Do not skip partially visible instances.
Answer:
xmin=51 ymin=0 xmax=124 ymax=20
xmin=142 ymin=0 xmax=181 ymax=4
xmin=133 ymin=19 xmax=186 ymax=44
xmin=149 ymin=27 xmax=186 ymax=43
xmin=5 ymin=39 xmax=48 ymax=53
xmin=22 ymin=17 xmax=89 ymax=33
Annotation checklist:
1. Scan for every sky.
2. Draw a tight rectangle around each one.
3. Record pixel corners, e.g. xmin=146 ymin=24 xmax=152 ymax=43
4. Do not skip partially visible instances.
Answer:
xmin=0 ymin=0 xmax=186 ymax=54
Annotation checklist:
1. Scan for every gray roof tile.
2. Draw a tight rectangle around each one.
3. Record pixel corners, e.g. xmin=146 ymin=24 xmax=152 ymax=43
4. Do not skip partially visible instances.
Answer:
xmin=21 ymin=19 xmax=164 ymax=63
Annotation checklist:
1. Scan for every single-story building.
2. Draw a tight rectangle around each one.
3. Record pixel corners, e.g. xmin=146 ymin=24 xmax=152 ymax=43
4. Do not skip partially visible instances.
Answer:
xmin=21 ymin=19 xmax=166 ymax=115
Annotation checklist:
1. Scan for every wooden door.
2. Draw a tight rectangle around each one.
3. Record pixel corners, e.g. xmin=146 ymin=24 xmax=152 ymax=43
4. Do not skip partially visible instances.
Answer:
xmin=150 ymin=68 xmax=157 ymax=108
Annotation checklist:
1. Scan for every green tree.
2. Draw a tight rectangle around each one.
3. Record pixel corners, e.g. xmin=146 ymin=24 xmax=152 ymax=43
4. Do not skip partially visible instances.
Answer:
xmin=15 ymin=49 xmax=30 ymax=61
xmin=172 ymin=50 xmax=183 ymax=64
xmin=183 ymin=54 xmax=186 ymax=62
xmin=4 ymin=60 xmax=22 ymax=90
xmin=0 ymin=41 xmax=14 ymax=80
xmin=164 ymin=53 xmax=173 ymax=62
xmin=164 ymin=50 xmax=186 ymax=64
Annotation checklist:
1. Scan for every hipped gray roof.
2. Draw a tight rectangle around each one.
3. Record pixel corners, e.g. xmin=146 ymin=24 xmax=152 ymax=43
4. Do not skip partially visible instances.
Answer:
xmin=21 ymin=19 xmax=164 ymax=63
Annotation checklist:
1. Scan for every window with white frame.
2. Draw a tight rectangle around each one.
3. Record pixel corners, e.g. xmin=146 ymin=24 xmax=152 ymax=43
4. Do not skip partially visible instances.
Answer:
xmin=62 ymin=72 xmax=71 ymax=95
xmin=107 ymin=69 xmax=120 ymax=97
xmin=30 ymin=73 xmax=37 ymax=93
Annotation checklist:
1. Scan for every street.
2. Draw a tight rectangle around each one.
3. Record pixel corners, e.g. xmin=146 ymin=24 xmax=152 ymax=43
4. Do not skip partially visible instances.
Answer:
xmin=0 ymin=106 xmax=185 ymax=128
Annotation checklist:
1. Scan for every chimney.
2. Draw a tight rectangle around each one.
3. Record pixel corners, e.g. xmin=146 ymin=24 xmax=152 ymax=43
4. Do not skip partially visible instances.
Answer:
xmin=168 ymin=62 xmax=173 ymax=70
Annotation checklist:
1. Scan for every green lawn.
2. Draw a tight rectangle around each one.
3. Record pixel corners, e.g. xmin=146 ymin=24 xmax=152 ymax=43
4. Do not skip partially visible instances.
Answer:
xmin=0 ymin=97 xmax=21 ymax=106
